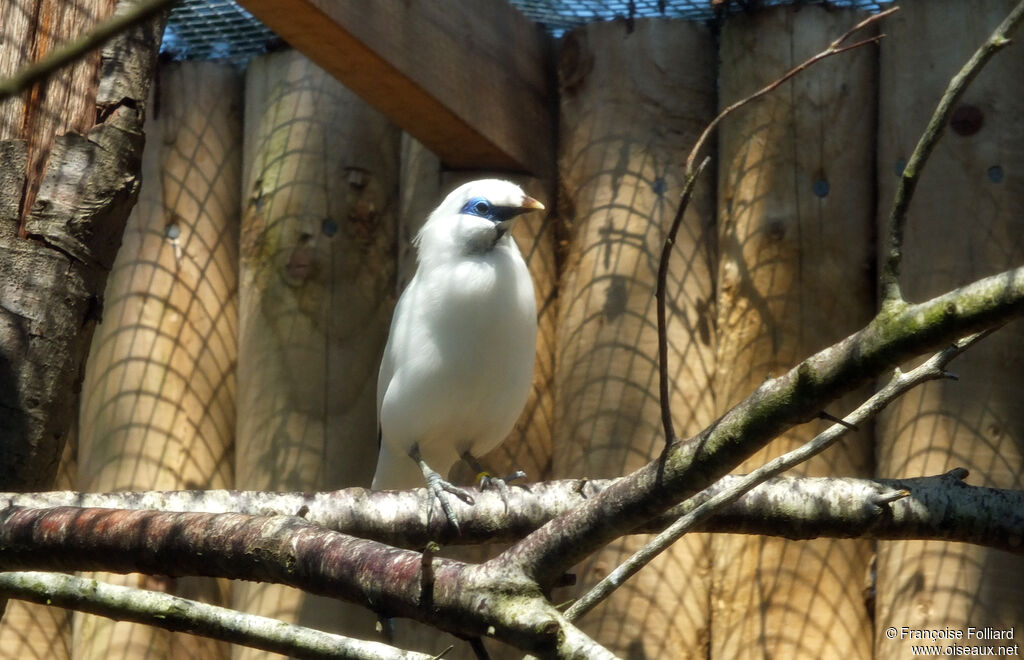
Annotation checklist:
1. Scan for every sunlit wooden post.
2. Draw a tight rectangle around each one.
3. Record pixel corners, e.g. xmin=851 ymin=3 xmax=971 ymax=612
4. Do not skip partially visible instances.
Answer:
xmin=552 ymin=19 xmax=717 ymax=657
xmin=76 ymin=61 xmax=242 ymax=660
xmin=234 ymin=49 xmax=400 ymax=655
xmin=711 ymin=6 xmax=877 ymax=658
xmin=875 ymin=1 xmax=1024 ymax=655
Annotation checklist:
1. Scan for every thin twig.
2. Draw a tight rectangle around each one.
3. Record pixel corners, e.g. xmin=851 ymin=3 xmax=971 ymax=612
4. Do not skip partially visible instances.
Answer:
xmin=655 ymin=157 xmax=709 ymax=447
xmin=654 ymin=8 xmax=894 ymax=448
xmin=880 ymin=0 xmax=1024 ymax=306
xmin=0 ymin=0 xmax=178 ymax=104
xmin=566 ymin=331 xmax=991 ymax=621
xmin=683 ymin=6 xmax=896 ymax=176
xmin=0 ymin=571 xmax=430 ymax=659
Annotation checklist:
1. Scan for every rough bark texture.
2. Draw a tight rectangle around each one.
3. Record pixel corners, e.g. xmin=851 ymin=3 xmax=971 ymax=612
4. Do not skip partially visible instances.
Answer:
xmin=234 ymin=49 xmax=400 ymax=656
xmin=74 ymin=60 xmax=241 ymax=660
xmin=552 ymin=19 xmax=717 ymax=658
xmin=0 ymin=0 xmax=165 ymax=491
xmin=711 ymin=6 xmax=877 ymax=658
xmin=875 ymin=1 xmax=1024 ymax=656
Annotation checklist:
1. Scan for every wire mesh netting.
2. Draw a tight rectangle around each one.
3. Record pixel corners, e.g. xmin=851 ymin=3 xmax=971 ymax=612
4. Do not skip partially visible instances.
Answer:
xmin=162 ymin=0 xmax=896 ymax=64
xmin=510 ymin=0 xmax=891 ymax=32
xmin=163 ymin=0 xmax=275 ymax=63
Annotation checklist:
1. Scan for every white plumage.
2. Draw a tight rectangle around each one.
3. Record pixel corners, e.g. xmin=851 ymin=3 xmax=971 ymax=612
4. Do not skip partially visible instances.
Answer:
xmin=373 ymin=179 xmax=542 ymax=527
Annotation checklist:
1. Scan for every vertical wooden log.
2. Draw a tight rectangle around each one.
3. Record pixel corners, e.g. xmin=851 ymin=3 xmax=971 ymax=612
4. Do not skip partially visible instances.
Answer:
xmin=75 ymin=60 xmax=241 ymax=660
xmin=875 ymin=2 xmax=1024 ymax=656
xmin=553 ymin=20 xmax=717 ymax=657
xmin=711 ymin=6 xmax=876 ymax=659
xmin=235 ymin=50 xmax=400 ymax=654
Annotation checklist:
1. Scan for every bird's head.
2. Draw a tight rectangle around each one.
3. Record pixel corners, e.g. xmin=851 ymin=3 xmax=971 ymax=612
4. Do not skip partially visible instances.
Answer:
xmin=417 ymin=179 xmax=545 ymax=260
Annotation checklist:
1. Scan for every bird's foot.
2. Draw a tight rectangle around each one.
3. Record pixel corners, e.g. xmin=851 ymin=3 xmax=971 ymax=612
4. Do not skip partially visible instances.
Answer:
xmin=423 ymin=467 xmax=474 ymax=533
xmin=462 ymin=451 xmax=526 ymax=512
xmin=408 ymin=444 xmax=473 ymax=533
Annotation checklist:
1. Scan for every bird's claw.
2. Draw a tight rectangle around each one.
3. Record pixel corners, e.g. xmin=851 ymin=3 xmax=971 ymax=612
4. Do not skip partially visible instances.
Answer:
xmin=424 ymin=468 xmax=473 ymax=533
xmin=477 ymin=469 xmax=527 ymax=512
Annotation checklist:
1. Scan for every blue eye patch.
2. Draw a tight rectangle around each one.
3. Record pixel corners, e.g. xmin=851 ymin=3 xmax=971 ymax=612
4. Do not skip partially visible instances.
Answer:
xmin=460 ymin=197 xmax=523 ymax=223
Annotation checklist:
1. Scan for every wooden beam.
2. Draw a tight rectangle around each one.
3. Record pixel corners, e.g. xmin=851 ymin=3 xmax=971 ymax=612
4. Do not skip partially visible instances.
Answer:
xmin=237 ymin=0 xmax=554 ymax=176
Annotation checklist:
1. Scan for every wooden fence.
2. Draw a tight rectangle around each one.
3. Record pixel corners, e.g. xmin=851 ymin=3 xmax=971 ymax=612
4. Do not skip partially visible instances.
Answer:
xmin=1 ymin=0 xmax=1021 ymax=658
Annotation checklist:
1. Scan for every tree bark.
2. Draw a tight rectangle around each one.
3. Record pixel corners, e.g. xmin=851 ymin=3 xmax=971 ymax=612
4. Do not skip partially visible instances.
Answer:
xmin=553 ymin=18 xmax=717 ymax=658
xmin=875 ymin=1 xmax=1024 ymax=656
xmin=712 ymin=6 xmax=877 ymax=658
xmin=0 ymin=0 xmax=165 ymax=491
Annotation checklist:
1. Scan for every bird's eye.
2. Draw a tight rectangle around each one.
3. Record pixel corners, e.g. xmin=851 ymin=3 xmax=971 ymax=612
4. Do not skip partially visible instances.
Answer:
xmin=474 ymin=200 xmax=491 ymax=215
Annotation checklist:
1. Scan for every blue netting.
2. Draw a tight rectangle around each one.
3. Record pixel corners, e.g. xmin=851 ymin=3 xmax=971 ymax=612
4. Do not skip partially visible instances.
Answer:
xmin=161 ymin=0 xmax=895 ymax=64
xmin=162 ymin=0 xmax=275 ymax=64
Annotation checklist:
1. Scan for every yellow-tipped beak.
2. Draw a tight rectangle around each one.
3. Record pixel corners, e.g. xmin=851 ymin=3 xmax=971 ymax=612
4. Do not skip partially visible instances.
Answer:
xmin=521 ymin=196 xmax=545 ymax=212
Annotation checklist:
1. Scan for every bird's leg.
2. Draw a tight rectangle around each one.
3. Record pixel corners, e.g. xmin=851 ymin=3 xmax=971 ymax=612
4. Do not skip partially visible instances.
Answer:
xmin=409 ymin=443 xmax=474 ymax=533
xmin=460 ymin=450 xmax=526 ymax=512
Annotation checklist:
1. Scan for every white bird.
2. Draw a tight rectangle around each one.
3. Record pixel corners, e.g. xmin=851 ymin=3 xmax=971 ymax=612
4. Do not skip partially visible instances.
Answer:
xmin=373 ymin=179 xmax=543 ymax=531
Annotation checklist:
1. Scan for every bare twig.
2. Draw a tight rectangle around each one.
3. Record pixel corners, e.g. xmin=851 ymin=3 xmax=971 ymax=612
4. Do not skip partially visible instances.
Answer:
xmin=879 ymin=0 xmax=1024 ymax=306
xmin=684 ymin=6 xmax=895 ymax=176
xmin=655 ymin=8 xmax=894 ymax=447
xmin=0 ymin=0 xmax=178 ymax=104
xmin=565 ymin=331 xmax=991 ymax=620
xmin=0 ymin=571 xmax=426 ymax=660
xmin=655 ymin=156 xmax=709 ymax=446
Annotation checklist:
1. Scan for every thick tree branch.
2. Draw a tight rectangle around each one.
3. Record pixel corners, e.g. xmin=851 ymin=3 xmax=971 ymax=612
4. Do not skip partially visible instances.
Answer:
xmin=0 ymin=507 xmax=611 ymax=658
xmin=500 ymin=265 xmax=1024 ymax=588
xmin=0 ymin=571 xmax=425 ymax=660
xmin=4 ymin=470 xmax=1024 ymax=556
xmin=564 ymin=331 xmax=987 ymax=620
xmin=880 ymin=0 xmax=1024 ymax=305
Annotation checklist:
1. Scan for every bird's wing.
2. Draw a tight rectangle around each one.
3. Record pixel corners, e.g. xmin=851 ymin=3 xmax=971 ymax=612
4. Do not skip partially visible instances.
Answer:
xmin=376 ymin=328 xmax=395 ymax=450
xmin=376 ymin=275 xmax=412 ymax=448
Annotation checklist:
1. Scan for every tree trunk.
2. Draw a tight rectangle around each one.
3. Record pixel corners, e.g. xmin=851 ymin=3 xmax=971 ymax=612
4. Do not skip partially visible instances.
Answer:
xmin=711 ymin=6 xmax=877 ymax=658
xmin=875 ymin=1 xmax=1024 ymax=656
xmin=552 ymin=19 xmax=717 ymax=658
xmin=74 ymin=59 xmax=241 ymax=660
xmin=0 ymin=0 xmax=164 ymax=491
xmin=234 ymin=49 xmax=400 ymax=656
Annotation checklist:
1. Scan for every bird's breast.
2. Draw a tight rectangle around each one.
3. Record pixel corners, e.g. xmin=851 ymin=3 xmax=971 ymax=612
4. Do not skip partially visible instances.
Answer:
xmin=380 ymin=247 xmax=537 ymax=459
